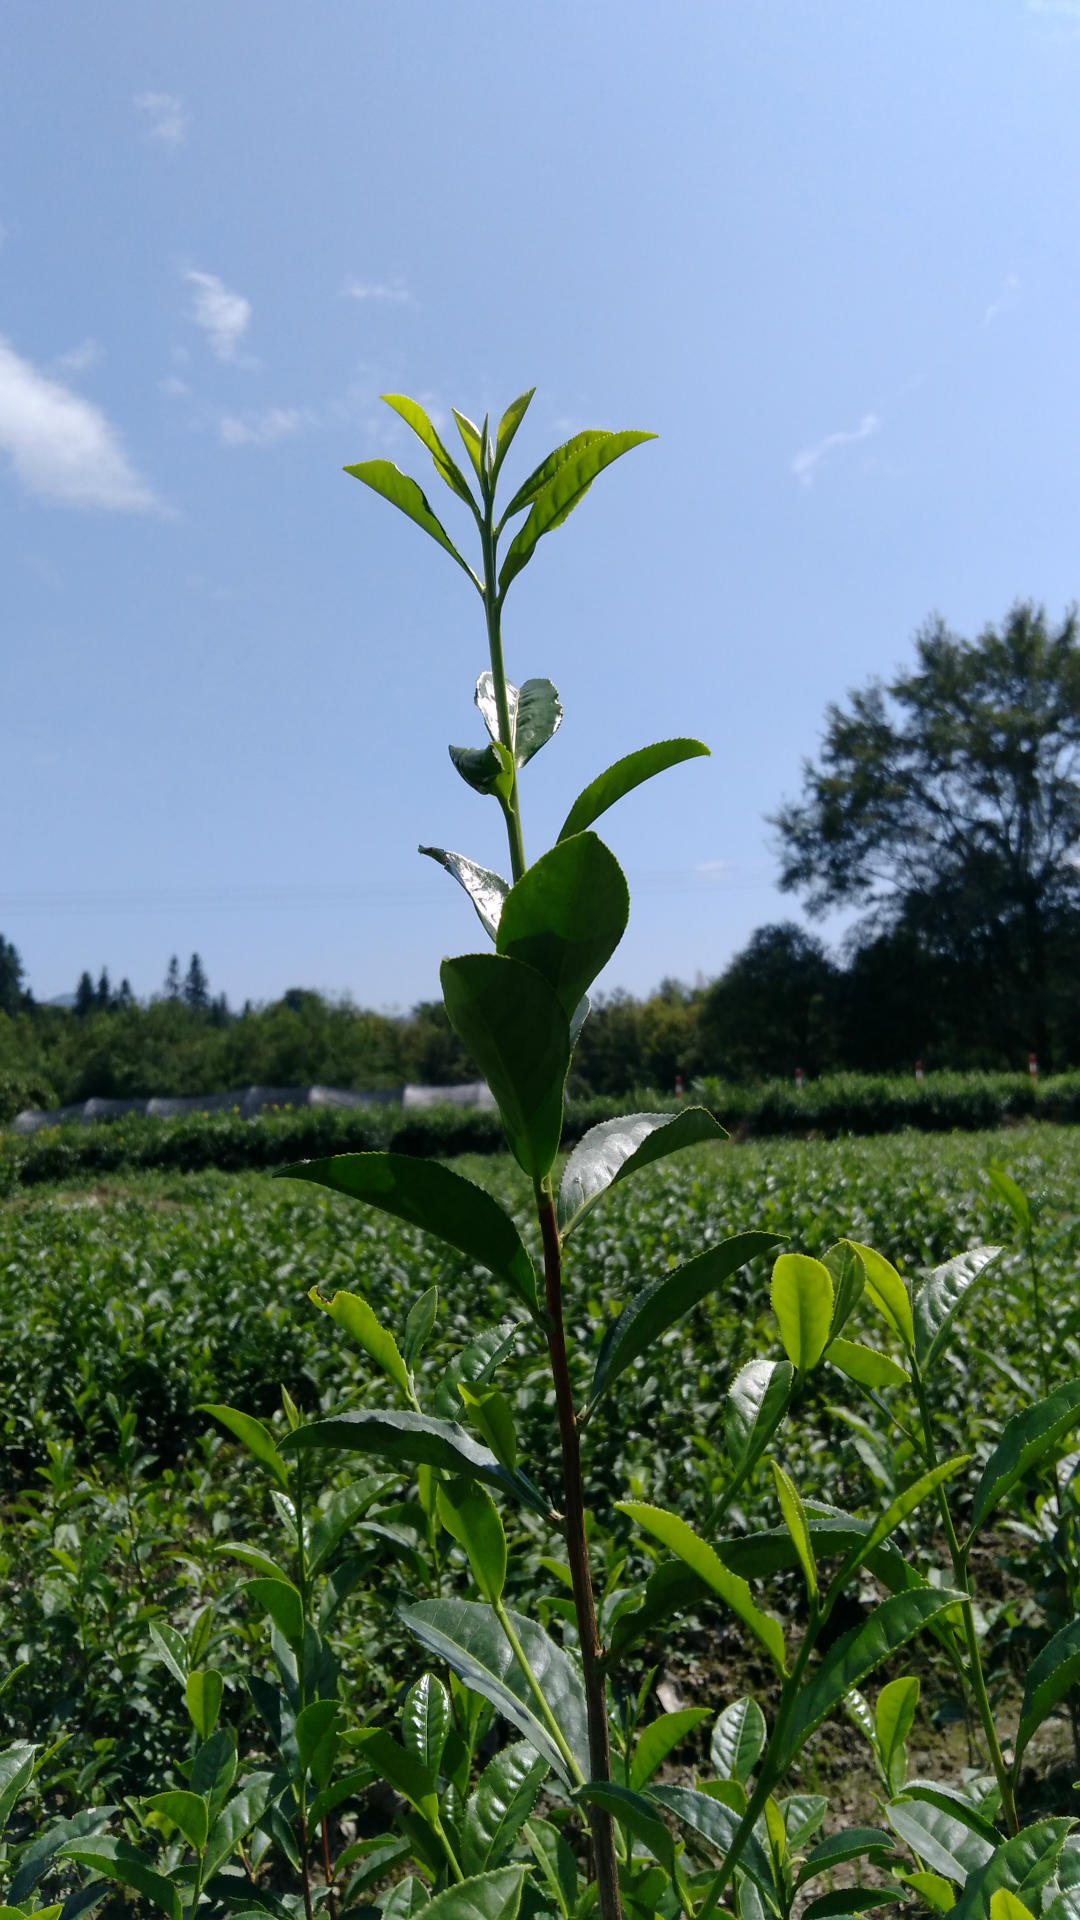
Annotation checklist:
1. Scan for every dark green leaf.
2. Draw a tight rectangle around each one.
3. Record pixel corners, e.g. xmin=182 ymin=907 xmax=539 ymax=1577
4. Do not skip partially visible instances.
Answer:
xmin=421 ymin=1867 xmax=525 ymax=1920
xmin=648 ymin=1785 xmax=775 ymax=1905
xmin=630 ymin=1709 xmax=711 ymax=1792
xmin=421 ymin=848 xmax=508 ymax=942
xmin=441 ymin=953 xmax=570 ymax=1180
xmin=475 ymin=673 xmax=562 ymax=768
xmin=498 ymin=431 xmax=656 ymax=596
xmin=913 ymin=1247 xmax=1001 ymax=1376
xmin=949 ymin=1819 xmax=1072 ymax=1920
xmin=277 ymin=1153 xmax=539 ymax=1320
xmin=404 ymin=1288 xmax=439 ymax=1369
xmin=0 ymin=1745 xmax=35 ymax=1834
xmin=381 ymin=394 xmax=476 ymax=508
xmin=345 ymin=459 xmax=476 ymax=581
xmin=558 ymin=739 xmax=710 ymax=842
xmin=716 ymin=1509 xmax=925 ymax=1596
xmin=822 ymin=1457 xmax=969 ymax=1610
xmin=797 ymin=1830 xmax=894 ymax=1888
xmin=284 ymin=1408 xmax=549 ymax=1515
xmin=198 ymin=1405 xmax=289 ymax=1490
xmin=970 ymin=1378 xmax=1080 ymax=1533
xmin=433 ymin=1322 xmax=520 ymax=1421
xmin=449 ymin=740 xmax=515 ymax=799
xmin=399 ymin=1598 xmax=588 ymax=1787
xmin=403 ymin=1674 xmax=451 ymax=1776
xmin=726 ymin=1358 xmax=795 ymax=1472
xmin=462 ymin=1743 xmax=549 ymax=1874
xmin=710 ymin=1698 xmax=767 ymax=1786
xmin=295 ymin=1699 xmax=339 ymax=1785
xmin=590 ymin=1233 xmax=780 ymax=1410
xmin=437 ymin=1479 xmax=507 ymax=1603
xmin=558 ymin=1107 xmax=726 ymax=1235
xmin=801 ymin=1888 xmax=904 ymax=1920
xmin=350 ymin=1728 xmax=438 ymax=1822
xmin=244 ymin=1578 xmax=305 ymax=1649
xmin=575 ymin=1782 xmax=676 ymax=1874
xmin=492 ymin=390 xmax=535 ymax=480
xmin=497 ymin=833 xmax=628 ymax=1021
xmin=58 ymin=1836 xmax=181 ymax=1920
xmin=381 ymin=1878 xmax=431 ymax=1920
xmin=307 ymin=1478 xmax=387 ymax=1577
xmin=1015 ymin=1617 xmax=1080 ymax=1766
xmin=617 ymin=1503 xmax=786 ymax=1671
xmin=773 ymin=1589 xmax=965 ymax=1769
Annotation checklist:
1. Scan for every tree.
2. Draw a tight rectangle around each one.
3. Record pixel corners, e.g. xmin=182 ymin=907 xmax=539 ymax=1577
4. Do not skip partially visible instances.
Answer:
xmin=697 ymin=923 xmax=837 ymax=1079
xmin=96 ymin=967 xmax=111 ymax=1010
xmin=74 ymin=970 xmax=96 ymax=1017
xmin=164 ymin=955 xmax=181 ymax=1000
xmin=183 ymin=953 xmax=209 ymax=1012
xmin=772 ymin=602 xmax=1080 ymax=1065
xmin=0 ymin=936 xmax=24 ymax=1016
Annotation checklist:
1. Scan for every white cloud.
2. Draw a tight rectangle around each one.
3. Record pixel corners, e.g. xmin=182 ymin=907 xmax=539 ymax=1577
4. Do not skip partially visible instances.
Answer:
xmin=984 ymin=272 xmax=1021 ymax=325
xmin=55 ymin=338 xmax=101 ymax=374
xmin=342 ymin=276 xmax=412 ymax=304
xmin=186 ymin=270 xmax=252 ymax=361
xmin=135 ymin=92 xmax=188 ymax=146
xmin=0 ymin=335 xmax=158 ymax=511
xmin=159 ymin=374 xmax=190 ymax=399
xmin=219 ymin=407 xmax=309 ymax=447
xmin=791 ymin=412 xmax=880 ymax=489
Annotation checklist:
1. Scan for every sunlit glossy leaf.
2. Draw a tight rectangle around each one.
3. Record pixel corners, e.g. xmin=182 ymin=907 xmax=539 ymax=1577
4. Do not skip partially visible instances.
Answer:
xmin=475 ymin=672 xmax=562 ymax=768
xmin=850 ymin=1243 xmax=915 ymax=1351
xmin=558 ymin=1106 xmax=726 ymax=1235
xmin=422 ymin=1867 xmax=525 ymax=1920
xmin=949 ymin=1819 xmax=1072 ymax=1920
xmin=770 ymin=1254 xmax=834 ymax=1370
xmin=823 ymin=1240 xmax=866 ymax=1340
xmin=492 ymin=390 xmax=535 ymax=480
xmin=462 ymin=1742 xmax=548 ymax=1874
xmin=648 ymin=1785 xmax=775 ymax=1906
xmin=875 ymin=1676 xmax=919 ymax=1795
xmin=279 ymin=1152 xmax=539 ymax=1319
xmin=420 ymin=848 xmax=508 ymax=942
xmin=403 ymin=1674 xmax=450 ymax=1776
xmin=970 ymin=1377 xmax=1080 ymax=1533
xmin=913 ymin=1246 xmax=1002 ymax=1376
xmin=590 ymin=1232 xmax=780 ymax=1411
xmin=558 ymin=738 xmax=710 ymax=842
xmin=497 ymin=833 xmax=628 ymax=1021
xmin=452 ymin=409 xmax=485 ymax=481
xmin=797 ymin=1829 xmax=894 ymax=1888
xmin=629 ymin=1708 xmax=711 ymax=1792
xmin=449 ymin=739 xmax=515 ymax=799
xmin=344 ymin=459 xmax=476 ymax=581
xmin=284 ymin=1408 xmax=549 ymax=1515
xmin=1015 ymin=1616 xmax=1080 ymax=1767
xmin=399 ymin=1597 xmax=588 ymax=1786
xmin=771 ymin=1462 xmax=817 ymax=1601
xmin=725 ymin=1358 xmax=795 ymax=1472
xmin=198 ymin=1405 xmax=289 ymax=1490
xmin=441 ymin=953 xmax=570 ymax=1180
xmin=617 ymin=1502 xmax=786 ymax=1671
xmin=710 ymin=1697 xmax=767 ymax=1786
xmin=381 ymin=394 xmax=477 ymax=508
xmin=308 ymin=1287 xmax=410 ymax=1394
xmin=498 ymin=431 xmax=656 ymax=596
xmin=826 ymin=1338 xmax=909 ymax=1389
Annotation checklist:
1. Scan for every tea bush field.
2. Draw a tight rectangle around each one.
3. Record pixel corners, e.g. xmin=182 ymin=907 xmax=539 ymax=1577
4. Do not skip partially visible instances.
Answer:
xmin=1 ymin=1122 xmax=1076 ymax=1815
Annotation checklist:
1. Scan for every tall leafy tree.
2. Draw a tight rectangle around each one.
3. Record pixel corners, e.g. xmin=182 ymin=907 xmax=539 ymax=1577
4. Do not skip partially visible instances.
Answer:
xmin=697 ymin=923 xmax=837 ymax=1079
xmin=183 ymin=953 xmax=209 ymax=1012
xmin=773 ymin=602 xmax=1080 ymax=1062
xmin=0 ymin=935 xmax=24 ymax=1015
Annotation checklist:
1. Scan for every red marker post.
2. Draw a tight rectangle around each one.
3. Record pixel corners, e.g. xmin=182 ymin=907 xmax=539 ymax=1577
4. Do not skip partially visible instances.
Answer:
xmin=915 ymin=1060 xmax=924 ymax=1082
xmin=1029 ymin=1051 xmax=1039 ymax=1081
xmin=794 ymin=1067 xmax=804 ymax=1092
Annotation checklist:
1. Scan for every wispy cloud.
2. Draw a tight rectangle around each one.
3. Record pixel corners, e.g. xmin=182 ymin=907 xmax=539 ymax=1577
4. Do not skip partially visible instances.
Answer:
xmin=186 ymin=270 xmax=252 ymax=361
xmin=0 ymin=335 xmax=158 ymax=511
xmin=1027 ymin=0 xmax=1080 ymax=15
xmin=984 ymin=271 xmax=1021 ymax=326
xmin=54 ymin=338 xmax=101 ymax=374
xmin=791 ymin=412 xmax=880 ymax=489
xmin=342 ymin=276 xmax=412 ymax=304
xmin=219 ymin=407 xmax=310 ymax=447
xmin=134 ymin=92 xmax=188 ymax=147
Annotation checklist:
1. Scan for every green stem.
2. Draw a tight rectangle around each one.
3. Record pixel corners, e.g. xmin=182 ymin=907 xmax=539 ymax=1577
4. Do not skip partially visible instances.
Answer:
xmin=537 ymin=1183 xmax=623 ymax=1920
xmin=911 ymin=1362 xmax=1017 ymax=1831
xmin=432 ymin=1813 xmax=466 ymax=1883
xmin=494 ymin=1596 xmax=584 ymax=1786
xmin=479 ymin=479 xmax=526 ymax=883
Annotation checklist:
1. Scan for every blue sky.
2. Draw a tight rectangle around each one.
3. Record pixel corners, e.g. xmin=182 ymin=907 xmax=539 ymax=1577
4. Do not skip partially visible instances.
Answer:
xmin=5 ymin=0 xmax=1080 ymax=1012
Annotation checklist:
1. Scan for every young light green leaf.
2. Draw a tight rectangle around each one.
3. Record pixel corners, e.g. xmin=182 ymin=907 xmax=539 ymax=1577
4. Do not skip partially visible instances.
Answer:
xmin=492 ymin=389 xmax=535 ymax=480
xmin=990 ymin=1893 xmax=1037 ymax=1920
xmin=772 ymin=1589 xmax=965 ymax=1769
xmin=437 ymin=1479 xmax=507 ymax=1603
xmin=283 ymin=1408 xmax=549 ymax=1515
xmin=826 ymin=1338 xmax=910 ymax=1389
xmin=629 ymin=1708 xmax=711 ymax=1792
xmin=461 ymin=1742 xmax=548 ymax=1875
xmin=913 ymin=1246 xmax=1001 ymax=1376
xmin=420 ymin=848 xmax=508 ymax=942
xmin=399 ymin=1597 xmax=589 ymax=1787
xmin=499 ymin=428 xmax=611 ymax=521
xmin=144 ymin=1789 xmax=209 ymax=1854
xmin=402 ymin=1673 xmax=450 ymax=1776
xmin=185 ymin=1669 xmax=223 ymax=1742
xmin=459 ymin=1383 xmax=518 ymax=1471
xmin=823 ymin=1241 xmax=866 ymax=1340
xmin=590 ymin=1232 xmax=781 ymax=1411
xmin=452 ymin=409 xmax=485 ymax=480
xmin=344 ymin=459 xmax=477 ymax=582
xmin=725 ymin=1358 xmax=796 ymax=1471
xmin=969 ymin=1377 xmax=1080 ymax=1534
xmin=987 ymin=1164 xmax=1032 ymax=1236
xmin=58 ymin=1836 xmax=181 ymax=1920
xmin=771 ymin=1462 xmax=817 ymax=1601
xmin=899 ymin=1870 xmax=957 ymax=1912
xmin=849 ymin=1244 xmax=915 ymax=1351
xmin=558 ymin=739 xmax=710 ymax=842
xmin=404 ymin=1288 xmax=439 ymax=1369
xmin=770 ymin=1253 xmax=834 ymax=1371
xmin=422 ymin=1866 xmax=525 ymax=1920
xmin=496 ymin=833 xmax=629 ymax=1021
xmin=823 ymin=1456 xmax=969 ymax=1611
xmin=498 ymin=431 xmax=656 ymax=597
xmin=1014 ymin=1616 xmax=1080 ymax=1768
xmin=441 ymin=953 xmax=570 ymax=1180
xmin=617 ymin=1502 xmax=786 ymax=1672
xmin=875 ymin=1676 xmax=919 ymax=1794
xmin=278 ymin=1153 xmax=539 ymax=1320
xmin=381 ymin=394 xmax=477 ymax=508
xmin=309 ymin=1288 xmax=410 ymax=1395
xmin=558 ymin=1107 xmax=727 ymax=1235
xmin=710 ymin=1697 xmax=767 ymax=1785
xmin=198 ymin=1405 xmax=289 ymax=1490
